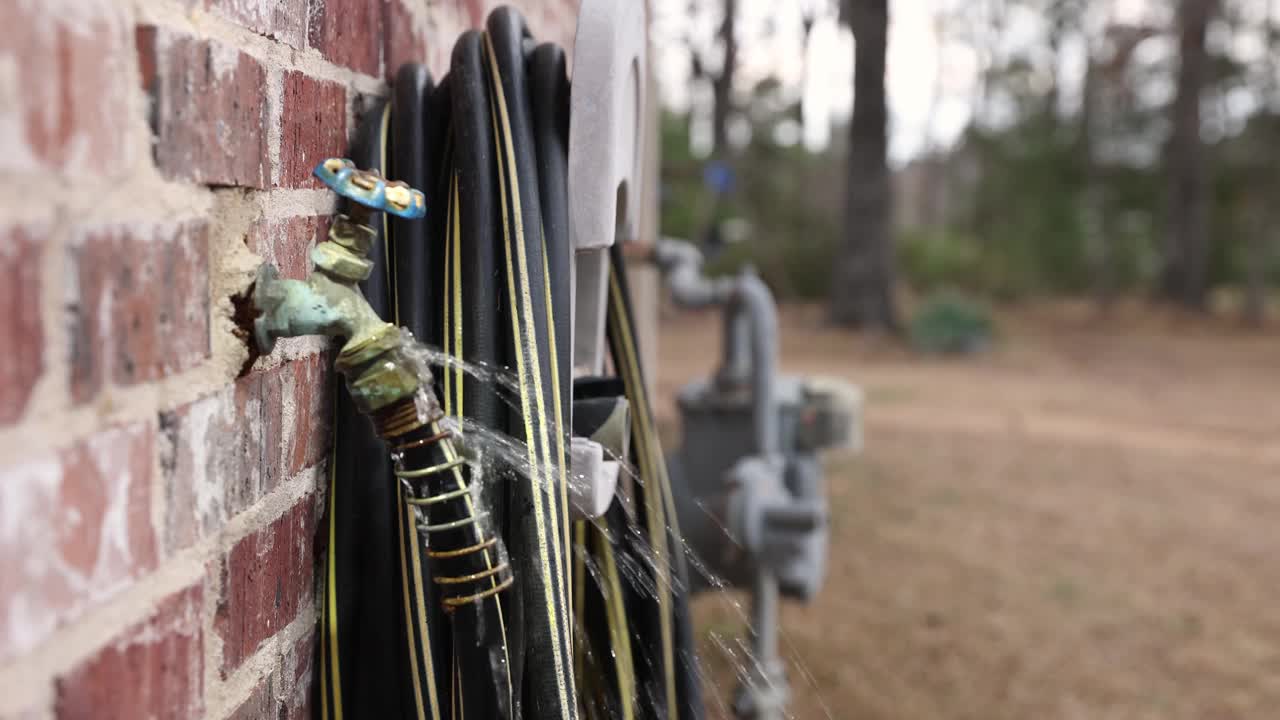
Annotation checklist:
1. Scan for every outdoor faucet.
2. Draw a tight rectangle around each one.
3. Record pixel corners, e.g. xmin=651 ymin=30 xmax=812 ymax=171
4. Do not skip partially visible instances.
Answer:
xmin=253 ymin=158 xmax=425 ymax=419
xmin=252 ymin=157 xmax=515 ymax=618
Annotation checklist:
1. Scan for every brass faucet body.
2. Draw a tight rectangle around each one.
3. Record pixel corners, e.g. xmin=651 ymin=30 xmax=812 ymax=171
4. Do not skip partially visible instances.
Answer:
xmin=254 ymin=207 xmax=422 ymax=415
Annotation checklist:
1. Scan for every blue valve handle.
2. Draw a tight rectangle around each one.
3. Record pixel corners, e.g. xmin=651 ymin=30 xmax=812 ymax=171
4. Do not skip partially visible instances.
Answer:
xmin=314 ymin=158 xmax=426 ymax=219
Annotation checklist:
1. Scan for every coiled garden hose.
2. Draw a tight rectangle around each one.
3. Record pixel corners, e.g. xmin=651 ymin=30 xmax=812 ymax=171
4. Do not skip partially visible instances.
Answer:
xmin=482 ymin=11 xmax=577 ymax=717
xmin=316 ymin=6 xmax=702 ymax=720
xmin=318 ymin=98 xmax=418 ymax=720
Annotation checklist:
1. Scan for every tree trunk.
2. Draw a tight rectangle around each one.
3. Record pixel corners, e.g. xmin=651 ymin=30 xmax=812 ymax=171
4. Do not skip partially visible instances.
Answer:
xmin=1243 ymin=204 xmax=1266 ymax=327
xmin=1243 ymin=0 xmax=1278 ymax=325
xmin=830 ymin=0 xmax=897 ymax=330
xmin=1080 ymin=57 xmax=1113 ymax=312
xmin=1044 ymin=0 xmax=1066 ymax=123
xmin=711 ymin=0 xmax=738 ymax=154
xmin=1161 ymin=0 xmax=1216 ymax=309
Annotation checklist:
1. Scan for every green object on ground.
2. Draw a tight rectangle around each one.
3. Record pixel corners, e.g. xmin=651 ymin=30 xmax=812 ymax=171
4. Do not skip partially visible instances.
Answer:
xmin=909 ymin=291 xmax=994 ymax=355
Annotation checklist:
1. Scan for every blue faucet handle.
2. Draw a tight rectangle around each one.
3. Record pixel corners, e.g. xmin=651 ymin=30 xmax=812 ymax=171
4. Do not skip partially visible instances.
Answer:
xmin=313 ymin=158 xmax=426 ymax=219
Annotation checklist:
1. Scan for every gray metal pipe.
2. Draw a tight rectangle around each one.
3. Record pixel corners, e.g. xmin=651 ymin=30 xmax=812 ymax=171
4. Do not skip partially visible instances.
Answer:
xmin=729 ymin=271 xmax=778 ymax=458
xmin=654 ymin=237 xmax=779 ymax=457
xmin=656 ymin=237 xmax=786 ymax=720
xmin=718 ymin=306 xmax=751 ymax=390
xmin=653 ymin=237 xmax=735 ymax=307
xmin=751 ymin=570 xmax=780 ymax=682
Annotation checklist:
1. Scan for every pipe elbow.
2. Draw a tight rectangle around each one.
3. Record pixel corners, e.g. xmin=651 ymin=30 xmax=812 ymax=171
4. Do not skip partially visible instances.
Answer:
xmin=657 ymin=237 xmax=736 ymax=308
xmin=252 ymin=264 xmax=355 ymax=354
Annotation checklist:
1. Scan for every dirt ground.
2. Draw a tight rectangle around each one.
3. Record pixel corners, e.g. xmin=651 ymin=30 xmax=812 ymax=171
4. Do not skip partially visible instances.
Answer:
xmin=655 ymin=302 xmax=1280 ymax=720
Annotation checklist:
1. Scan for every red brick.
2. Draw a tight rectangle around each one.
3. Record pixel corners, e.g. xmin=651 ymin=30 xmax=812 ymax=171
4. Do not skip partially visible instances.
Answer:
xmin=226 ymin=667 xmax=275 ymax=720
xmin=0 ymin=0 xmax=131 ymax=175
xmin=278 ymin=353 xmax=331 ymax=478
xmin=279 ymin=72 xmax=348 ymax=188
xmin=160 ymin=374 xmax=260 ymax=551
xmin=55 ymin=584 xmax=203 ymax=720
xmin=282 ymin=632 xmax=316 ymax=720
xmin=215 ymin=498 xmax=316 ymax=674
xmin=226 ymin=631 xmax=314 ymax=720
xmin=0 ymin=228 xmax=44 ymax=425
xmin=253 ymin=353 xmax=330 ymax=486
xmin=207 ymin=0 xmax=306 ymax=48
xmin=0 ymin=422 xmax=158 ymax=663
xmin=247 ymin=215 xmax=330 ymax=280
xmin=384 ymin=0 xmax=427 ymax=76
xmin=136 ymin=26 xmax=270 ymax=187
xmin=160 ymin=354 xmax=329 ymax=552
xmin=69 ymin=221 xmax=210 ymax=404
xmin=307 ymin=0 xmax=381 ymax=75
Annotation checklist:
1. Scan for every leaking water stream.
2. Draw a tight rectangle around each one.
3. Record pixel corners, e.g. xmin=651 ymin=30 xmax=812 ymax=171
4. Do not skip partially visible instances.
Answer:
xmin=397 ymin=337 xmax=834 ymax=719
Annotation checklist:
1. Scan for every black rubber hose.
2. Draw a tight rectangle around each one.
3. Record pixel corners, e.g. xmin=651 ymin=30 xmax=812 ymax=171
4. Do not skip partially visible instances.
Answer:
xmin=421 ymin=71 xmax=458 ymax=708
xmin=403 ymin=43 xmax=520 ymax=720
xmin=606 ymin=244 xmax=705 ymax=720
xmin=391 ymin=63 xmax=436 ymax=345
xmin=317 ymin=97 xmax=410 ymax=720
xmin=485 ymin=7 xmax=577 ymax=719
xmin=530 ymin=41 xmax=649 ymax=720
xmin=447 ymin=29 xmax=527 ymax=712
xmin=528 ymin=42 xmax=573 ymax=430
xmin=389 ymin=64 xmax=456 ymax=720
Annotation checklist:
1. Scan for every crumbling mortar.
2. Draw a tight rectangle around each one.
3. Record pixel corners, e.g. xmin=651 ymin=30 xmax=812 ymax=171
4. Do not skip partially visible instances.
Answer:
xmin=207 ymin=605 xmax=317 ymax=719
xmin=135 ymin=0 xmax=389 ymax=96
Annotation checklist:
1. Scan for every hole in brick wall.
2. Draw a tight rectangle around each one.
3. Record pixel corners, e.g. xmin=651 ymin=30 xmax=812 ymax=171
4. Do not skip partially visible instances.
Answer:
xmin=230 ymin=285 xmax=261 ymax=377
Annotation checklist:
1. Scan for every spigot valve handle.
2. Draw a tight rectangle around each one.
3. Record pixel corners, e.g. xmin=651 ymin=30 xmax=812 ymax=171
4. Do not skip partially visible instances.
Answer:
xmin=313 ymin=158 xmax=426 ymax=219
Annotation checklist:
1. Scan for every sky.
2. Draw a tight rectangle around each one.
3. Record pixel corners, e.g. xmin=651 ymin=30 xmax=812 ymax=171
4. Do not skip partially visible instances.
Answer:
xmin=651 ymin=0 xmax=987 ymax=162
xmin=649 ymin=0 xmax=1275 ymax=164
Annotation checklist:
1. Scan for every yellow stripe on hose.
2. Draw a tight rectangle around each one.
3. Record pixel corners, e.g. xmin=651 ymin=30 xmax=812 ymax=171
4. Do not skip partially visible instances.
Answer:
xmin=326 ymin=448 xmax=344 ymax=719
xmin=608 ymin=269 xmax=678 ymax=718
xmin=320 ymin=454 xmax=330 ymax=720
xmin=540 ymin=238 xmax=573 ymax=619
xmin=398 ymin=482 xmax=434 ymax=720
xmin=483 ymin=31 xmax=573 ymax=719
xmin=449 ymin=640 xmax=468 ymax=720
xmin=573 ymin=520 xmax=586 ymax=683
xmin=440 ymin=176 xmax=514 ymax=709
xmin=320 ymin=494 xmax=331 ymax=720
xmin=597 ymin=524 xmax=637 ymax=720
xmin=572 ymin=520 xmax=602 ymax=720
xmin=442 ymin=183 xmax=453 ymax=417
xmin=573 ymin=525 xmax=586 ymax=622
xmin=452 ymin=179 xmax=464 ymax=417
xmin=406 ymin=500 xmax=443 ymax=720
xmin=484 ymin=38 xmax=567 ymax=611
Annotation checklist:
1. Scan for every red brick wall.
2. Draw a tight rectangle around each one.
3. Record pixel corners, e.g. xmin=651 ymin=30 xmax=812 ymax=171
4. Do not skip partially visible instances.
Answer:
xmin=0 ymin=1 xmax=578 ymax=717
